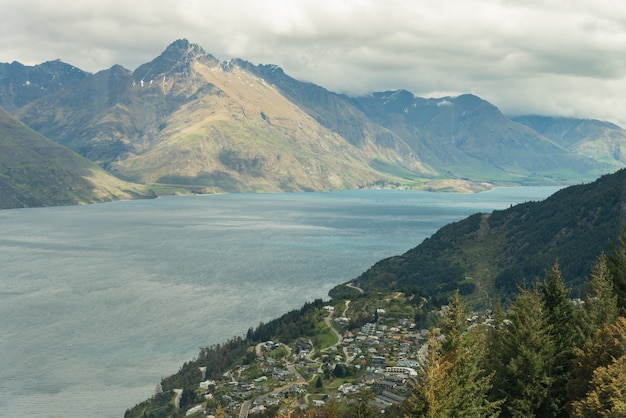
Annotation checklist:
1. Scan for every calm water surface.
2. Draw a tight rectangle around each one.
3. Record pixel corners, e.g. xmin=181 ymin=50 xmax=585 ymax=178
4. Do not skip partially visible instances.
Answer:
xmin=0 ymin=188 xmax=561 ymax=417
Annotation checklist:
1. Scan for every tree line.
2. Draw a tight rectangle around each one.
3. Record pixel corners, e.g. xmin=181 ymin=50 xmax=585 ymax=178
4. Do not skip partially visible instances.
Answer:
xmin=400 ymin=225 xmax=626 ymax=417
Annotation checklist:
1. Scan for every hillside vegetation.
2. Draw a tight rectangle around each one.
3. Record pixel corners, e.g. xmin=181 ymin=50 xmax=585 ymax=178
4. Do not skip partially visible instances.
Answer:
xmin=331 ymin=168 xmax=626 ymax=305
xmin=0 ymin=108 xmax=152 ymax=208
xmin=125 ymin=251 xmax=626 ymax=418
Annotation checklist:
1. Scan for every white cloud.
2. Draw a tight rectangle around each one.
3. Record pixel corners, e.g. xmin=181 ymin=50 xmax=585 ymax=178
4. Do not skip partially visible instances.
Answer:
xmin=1 ymin=0 xmax=626 ymax=125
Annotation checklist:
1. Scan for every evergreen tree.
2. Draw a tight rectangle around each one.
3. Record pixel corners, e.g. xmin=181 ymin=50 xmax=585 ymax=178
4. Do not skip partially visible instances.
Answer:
xmin=405 ymin=292 xmax=500 ymax=417
xmin=568 ymin=317 xmax=626 ymax=408
xmin=538 ymin=262 xmax=576 ymax=417
xmin=571 ymin=355 xmax=626 ymax=418
xmin=448 ymin=326 xmax=502 ymax=417
xmin=352 ymin=389 xmax=378 ymax=418
xmin=608 ymin=225 xmax=626 ymax=310
xmin=568 ymin=254 xmax=621 ymax=410
xmin=323 ymin=398 xmax=341 ymax=418
xmin=439 ymin=290 xmax=466 ymax=355
xmin=488 ymin=286 xmax=554 ymax=417
xmin=315 ymin=375 xmax=323 ymax=390
xmin=576 ymin=254 xmax=620 ymax=343
xmin=214 ymin=404 xmax=226 ymax=418
xmin=404 ymin=333 xmax=451 ymax=417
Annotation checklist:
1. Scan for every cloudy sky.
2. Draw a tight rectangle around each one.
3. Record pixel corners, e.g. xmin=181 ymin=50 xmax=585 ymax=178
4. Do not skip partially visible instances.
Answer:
xmin=2 ymin=0 xmax=626 ymax=125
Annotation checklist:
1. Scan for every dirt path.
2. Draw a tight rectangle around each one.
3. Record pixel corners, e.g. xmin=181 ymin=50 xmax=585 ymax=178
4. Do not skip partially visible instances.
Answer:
xmin=346 ymin=283 xmax=364 ymax=293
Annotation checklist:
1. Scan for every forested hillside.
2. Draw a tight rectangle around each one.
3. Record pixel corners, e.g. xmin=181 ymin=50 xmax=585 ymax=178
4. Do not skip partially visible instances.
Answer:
xmin=333 ymin=168 xmax=626 ymax=304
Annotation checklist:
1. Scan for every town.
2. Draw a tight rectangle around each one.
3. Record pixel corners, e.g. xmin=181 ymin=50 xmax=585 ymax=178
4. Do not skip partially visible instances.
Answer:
xmin=179 ymin=293 xmax=488 ymax=417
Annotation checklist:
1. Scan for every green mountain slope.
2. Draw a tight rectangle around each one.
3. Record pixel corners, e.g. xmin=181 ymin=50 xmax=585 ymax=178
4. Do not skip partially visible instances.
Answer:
xmin=513 ymin=115 xmax=626 ymax=168
xmin=234 ymin=60 xmax=433 ymax=175
xmin=238 ymin=64 xmax=610 ymax=185
xmin=0 ymin=107 xmax=152 ymax=209
xmin=331 ymin=168 xmax=626 ymax=304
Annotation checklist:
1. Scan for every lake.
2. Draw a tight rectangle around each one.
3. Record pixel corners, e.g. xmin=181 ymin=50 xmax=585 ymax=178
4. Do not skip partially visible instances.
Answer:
xmin=0 ymin=187 xmax=561 ymax=417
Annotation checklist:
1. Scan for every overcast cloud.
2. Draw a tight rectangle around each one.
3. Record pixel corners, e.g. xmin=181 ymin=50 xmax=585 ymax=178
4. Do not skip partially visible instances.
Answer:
xmin=2 ymin=0 xmax=626 ymax=125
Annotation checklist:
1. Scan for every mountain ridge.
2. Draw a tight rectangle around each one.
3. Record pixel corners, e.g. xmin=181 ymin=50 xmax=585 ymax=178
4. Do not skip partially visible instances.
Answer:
xmin=513 ymin=115 xmax=626 ymax=168
xmin=0 ymin=107 xmax=152 ymax=208
xmin=4 ymin=39 xmax=625 ymax=196
xmin=0 ymin=59 xmax=89 ymax=111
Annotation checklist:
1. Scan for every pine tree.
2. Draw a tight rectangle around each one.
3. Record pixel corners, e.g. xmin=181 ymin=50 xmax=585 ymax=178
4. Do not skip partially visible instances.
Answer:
xmin=571 ymin=355 xmax=626 ymax=417
xmin=404 ymin=333 xmax=452 ymax=417
xmin=315 ymin=375 xmax=323 ymax=390
xmin=322 ymin=398 xmax=341 ymax=418
xmin=405 ymin=293 xmax=500 ymax=417
xmin=448 ymin=326 xmax=502 ymax=417
xmin=214 ymin=404 xmax=226 ymax=418
xmin=538 ymin=262 xmax=576 ymax=417
xmin=577 ymin=254 xmax=620 ymax=343
xmin=568 ymin=254 xmax=621 ymax=410
xmin=439 ymin=290 xmax=466 ymax=355
xmin=608 ymin=225 xmax=626 ymax=310
xmin=568 ymin=317 xmax=626 ymax=408
xmin=352 ymin=389 xmax=378 ymax=418
xmin=488 ymin=286 xmax=554 ymax=417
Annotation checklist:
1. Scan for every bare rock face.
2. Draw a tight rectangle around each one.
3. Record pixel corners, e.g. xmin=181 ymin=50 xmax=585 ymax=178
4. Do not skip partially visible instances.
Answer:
xmin=0 ymin=59 xmax=89 ymax=111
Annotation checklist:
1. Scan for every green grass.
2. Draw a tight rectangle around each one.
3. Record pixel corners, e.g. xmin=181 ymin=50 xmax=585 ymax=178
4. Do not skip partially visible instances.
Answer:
xmin=170 ymin=133 xmax=204 ymax=144
xmin=318 ymin=326 xmax=339 ymax=349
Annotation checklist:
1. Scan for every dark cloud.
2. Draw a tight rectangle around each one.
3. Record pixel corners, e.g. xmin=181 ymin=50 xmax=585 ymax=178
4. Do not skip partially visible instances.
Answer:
xmin=1 ymin=0 xmax=625 ymax=125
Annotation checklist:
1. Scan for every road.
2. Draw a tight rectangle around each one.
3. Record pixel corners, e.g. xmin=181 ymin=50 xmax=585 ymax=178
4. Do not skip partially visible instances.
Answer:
xmin=239 ymin=399 xmax=252 ymax=418
xmin=323 ymin=300 xmax=350 ymax=352
xmin=345 ymin=282 xmax=364 ymax=293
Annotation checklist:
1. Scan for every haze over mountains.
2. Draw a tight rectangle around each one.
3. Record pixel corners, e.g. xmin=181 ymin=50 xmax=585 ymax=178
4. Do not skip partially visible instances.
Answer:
xmin=1 ymin=39 xmax=626 ymax=207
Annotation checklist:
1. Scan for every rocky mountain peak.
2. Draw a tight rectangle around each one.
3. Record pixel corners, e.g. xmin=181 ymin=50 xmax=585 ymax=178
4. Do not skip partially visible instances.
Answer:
xmin=163 ymin=39 xmax=207 ymax=59
xmin=132 ymin=38 xmax=217 ymax=82
xmin=0 ymin=59 xmax=89 ymax=110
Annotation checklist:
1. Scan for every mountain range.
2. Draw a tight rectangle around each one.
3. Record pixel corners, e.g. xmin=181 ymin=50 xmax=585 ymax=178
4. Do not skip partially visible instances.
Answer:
xmin=2 ymin=39 xmax=626 ymax=207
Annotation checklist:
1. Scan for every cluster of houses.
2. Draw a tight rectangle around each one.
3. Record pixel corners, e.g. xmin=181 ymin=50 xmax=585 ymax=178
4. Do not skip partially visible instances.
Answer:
xmin=184 ymin=303 xmax=484 ymax=417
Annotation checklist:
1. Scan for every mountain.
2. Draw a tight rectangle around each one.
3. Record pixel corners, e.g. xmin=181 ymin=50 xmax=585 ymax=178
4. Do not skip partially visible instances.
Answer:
xmin=330 ymin=168 xmax=626 ymax=304
xmin=231 ymin=61 xmax=611 ymax=186
xmin=232 ymin=60 xmax=430 ymax=172
xmin=351 ymin=92 xmax=607 ymax=183
xmin=14 ymin=40 xmax=425 ymax=193
xmin=7 ymin=39 xmax=617 ymax=194
xmin=0 ymin=107 xmax=152 ymax=209
xmin=0 ymin=59 xmax=89 ymax=111
xmin=513 ymin=115 xmax=626 ymax=168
